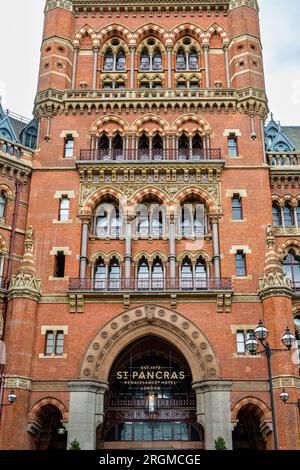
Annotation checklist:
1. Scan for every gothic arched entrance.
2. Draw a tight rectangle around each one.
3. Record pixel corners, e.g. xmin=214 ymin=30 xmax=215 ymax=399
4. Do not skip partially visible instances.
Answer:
xmin=98 ymin=335 xmax=204 ymax=449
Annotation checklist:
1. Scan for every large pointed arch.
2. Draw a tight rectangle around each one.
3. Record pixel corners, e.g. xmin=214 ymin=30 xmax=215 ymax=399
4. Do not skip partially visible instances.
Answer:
xmin=131 ymin=186 xmax=171 ymax=205
xmin=90 ymin=115 xmax=129 ymax=135
xmin=174 ymin=186 xmax=219 ymax=215
xmin=80 ymin=304 xmax=221 ymax=383
xmin=131 ymin=114 xmax=171 ymax=134
xmin=134 ymin=23 xmax=169 ymax=46
xmin=277 ymin=239 xmax=300 ymax=260
xmin=74 ymin=24 xmax=98 ymax=46
xmin=202 ymin=22 xmax=229 ymax=45
xmin=172 ymin=22 xmax=204 ymax=44
xmin=80 ymin=186 xmax=127 ymax=216
xmin=171 ymin=114 xmax=212 ymax=135
xmin=96 ymin=23 xmax=131 ymax=47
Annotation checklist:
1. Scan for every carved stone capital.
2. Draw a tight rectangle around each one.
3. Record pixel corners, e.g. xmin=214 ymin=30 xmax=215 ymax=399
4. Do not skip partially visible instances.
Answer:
xmin=4 ymin=375 xmax=32 ymax=390
xmin=68 ymin=380 xmax=109 ymax=395
xmin=259 ymin=272 xmax=293 ymax=300
xmin=8 ymin=273 xmax=41 ymax=302
xmin=192 ymin=380 xmax=233 ymax=393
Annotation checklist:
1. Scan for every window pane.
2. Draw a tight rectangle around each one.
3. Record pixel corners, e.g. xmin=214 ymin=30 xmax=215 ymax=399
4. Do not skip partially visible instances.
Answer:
xmin=45 ymin=332 xmax=55 ymax=355
xmin=60 ymin=197 xmax=69 ymax=221
xmin=65 ymin=137 xmax=74 ymax=158
xmin=232 ymin=196 xmax=242 ymax=220
xmin=55 ymin=251 xmax=65 ymax=278
xmin=0 ymin=193 xmax=6 ymax=218
xmin=228 ymin=137 xmax=238 ymax=157
xmin=235 ymin=252 xmax=246 ymax=276
xmin=236 ymin=331 xmax=245 ymax=354
xmin=55 ymin=332 xmax=64 ymax=355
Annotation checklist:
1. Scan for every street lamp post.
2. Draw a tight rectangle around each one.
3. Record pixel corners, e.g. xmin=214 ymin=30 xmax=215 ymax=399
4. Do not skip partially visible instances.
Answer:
xmin=1 ymin=389 xmax=17 ymax=407
xmin=245 ymin=321 xmax=296 ymax=450
xmin=280 ymin=388 xmax=300 ymax=411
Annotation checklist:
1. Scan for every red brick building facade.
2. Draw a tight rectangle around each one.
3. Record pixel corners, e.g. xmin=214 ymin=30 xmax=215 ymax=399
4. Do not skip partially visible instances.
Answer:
xmin=0 ymin=0 xmax=299 ymax=450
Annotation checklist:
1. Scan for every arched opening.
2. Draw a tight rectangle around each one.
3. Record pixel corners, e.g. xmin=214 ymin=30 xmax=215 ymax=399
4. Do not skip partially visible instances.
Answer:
xmin=232 ymin=404 xmax=267 ymax=450
xmin=104 ymin=49 xmax=114 ymax=71
xmin=176 ymin=48 xmax=187 ymax=70
xmin=195 ymin=257 xmax=208 ymax=289
xmin=0 ymin=192 xmax=7 ymax=218
xmin=189 ymin=49 xmax=198 ymax=70
xmin=140 ymin=49 xmax=150 ymax=71
xmin=137 ymin=256 xmax=150 ymax=290
xmin=152 ymin=133 xmax=164 ymax=160
xmin=98 ymin=133 xmax=110 ymax=158
xmin=108 ymin=256 xmax=121 ymax=290
xmin=94 ymin=199 xmax=121 ymax=238
xmin=283 ymin=250 xmax=300 ymax=289
xmin=99 ymin=335 xmax=204 ymax=449
xmin=180 ymin=196 xmax=207 ymax=238
xmin=28 ymin=404 xmax=67 ymax=450
xmin=283 ymin=203 xmax=294 ymax=227
xmin=112 ymin=133 xmax=124 ymax=159
xmin=180 ymin=256 xmax=193 ymax=290
xmin=95 ymin=256 xmax=106 ymax=289
xmin=192 ymin=133 xmax=203 ymax=158
xmin=178 ymin=133 xmax=189 ymax=159
xmin=272 ymin=202 xmax=282 ymax=226
xmin=153 ymin=49 xmax=163 ymax=70
xmin=151 ymin=256 xmax=164 ymax=290
xmin=139 ymin=133 xmax=150 ymax=159
xmin=294 ymin=315 xmax=300 ymax=372
xmin=135 ymin=195 xmax=164 ymax=239
xmin=116 ymin=49 xmax=126 ymax=71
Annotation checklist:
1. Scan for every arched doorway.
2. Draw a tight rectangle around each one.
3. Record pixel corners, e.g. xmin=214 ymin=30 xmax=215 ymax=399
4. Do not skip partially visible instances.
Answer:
xmin=232 ymin=404 xmax=267 ymax=450
xmin=98 ymin=335 xmax=204 ymax=449
xmin=28 ymin=404 xmax=67 ymax=450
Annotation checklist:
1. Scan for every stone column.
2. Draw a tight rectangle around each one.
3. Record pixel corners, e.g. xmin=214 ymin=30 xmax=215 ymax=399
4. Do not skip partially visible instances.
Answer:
xmin=92 ymin=46 xmax=99 ymax=89
xmin=71 ymin=47 xmax=79 ymax=89
xmin=193 ymin=380 xmax=233 ymax=450
xmin=203 ymin=46 xmax=210 ymax=88
xmin=224 ymin=45 xmax=231 ymax=88
xmin=80 ymin=219 xmax=89 ymax=279
xmin=167 ymin=47 xmax=172 ymax=89
xmin=211 ymin=217 xmax=221 ymax=278
xmin=124 ymin=214 xmax=133 ymax=288
xmin=67 ymin=380 xmax=108 ymax=450
xmin=130 ymin=47 xmax=135 ymax=90
xmin=168 ymin=213 xmax=176 ymax=288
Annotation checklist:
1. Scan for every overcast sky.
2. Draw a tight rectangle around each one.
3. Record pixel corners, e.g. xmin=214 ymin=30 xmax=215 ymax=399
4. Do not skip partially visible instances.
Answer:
xmin=0 ymin=0 xmax=299 ymax=124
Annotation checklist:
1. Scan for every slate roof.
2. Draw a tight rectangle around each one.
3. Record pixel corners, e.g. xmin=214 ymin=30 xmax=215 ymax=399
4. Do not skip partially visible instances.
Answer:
xmin=282 ymin=127 xmax=300 ymax=151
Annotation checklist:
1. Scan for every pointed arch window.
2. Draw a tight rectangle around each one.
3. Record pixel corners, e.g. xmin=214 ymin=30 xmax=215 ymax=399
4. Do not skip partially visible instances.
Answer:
xmin=112 ymin=133 xmax=124 ymax=159
xmin=180 ymin=256 xmax=193 ymax=290
xmin=95 ymin=257 xmax=106 ymax=290
xmin=272 ymin=202 xmax=282 ymax=226
xmin=109 ymin=257 xmax=121 ymax=289
xmin=0 ymin=192 xmax=7 ymax=218
xmin=283 ymin=203 xmax=294 ymax=227
xmin=116 ymin=49 xmax=126 ymax=71
xmin=297 ymin=203 xmax=300 ymax=227
xmin=178 ymin=133 xmax=189 ymax=160
xmin=152 ymin=257 xmax=164 ymax=290
xmin=181 ymin=200 xmax=205 ymax=238
xmin=152 ymin=49 xmax=163 ymax=70
xmin=151 ymin=205 xmax=164 ymax=239
xmin=98 ymin=133 xmax=110 ymax=158
xmin=94 ymin=201 xmax=121 ymax=238
xmin=140 ymin=49 xmax=150 ymax=71
xmin=104 ymin=49 xmax=114 ymax=71
xmin=189 ymin=49 xmax=198 ymax=70
xmin=192 ymin=133 xmax=203 ymax=158
xmin=283 ymin=250 xmax=300 ymax=288
xmin=195 ymin=257 xmax=207 ymax=289
xmin=139 ymin=133 xmax=150 ymax=160
xmin=176 ymin=49 xmax=187 ymax=70
xmin=137 ymin=257 xmax=150 ymax=289
xmin=152 ymin=133 xmax=163 ymax=160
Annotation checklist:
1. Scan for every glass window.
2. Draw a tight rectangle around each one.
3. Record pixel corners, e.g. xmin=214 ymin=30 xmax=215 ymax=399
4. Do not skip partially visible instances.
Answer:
xmin=232 ymin=195 xmax=243 ymax=220
xmin=137 ymin=258 xmax=150 ymax=289
xmin=109 ymin=258 xmax=120 ymax=289
xmin=297 ymin=204 xmax=300 ymax=227
xmin=176 ymin=49 xmax=186 ymax=70
xmin=140 ymin=50 xmax=150 ymax=70
xmin=228 ymin=136 xmax=238 ymax=157
xmin=235 ymin=251 xmax=246 ymax=277
xmin=152 ymin=50 xmax=162 ymax=70
xmin=45 ymin=331 xmax=55 ymax=355
xmin=116 ymin=50 xmax=126 ymax=71
xmin=104 ymin=50 xmax=114 ymax=71
xmin=283 ymin=203 xmax=294 ymax=227
xmin=64 ymin=135 xmax=74 ymax=158
xmin=189 ymin=50 xmax=198 ymax=70
xmin=152 ymin=258 xmax=164 ymax=289
xmin=283 ymin=250 xmax=300 ymax=288
xmin=95 ymin=258 xmax=106 ymax=289
xmin=181 ymin=257 xmax=193 ymax=290
xmin=272 ymin=203 xmax=282 ymax=226
xmin=55 ymin=251 xmax=65 ymax=278
xmin=55 ymin=331 xmax=64 ymax=355
xmin=59 ymin=196 xmax=69 ymax=221
xmin=195 ymin=258 xmax=207 ymax=289
xmin=0 ymin=192 xmax=6 ymax=218
xmin=236 ymin=331 xmax=245 ymax=354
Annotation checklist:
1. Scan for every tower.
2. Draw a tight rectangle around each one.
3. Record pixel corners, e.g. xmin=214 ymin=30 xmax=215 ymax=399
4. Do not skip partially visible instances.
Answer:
xmin=0 ymin=0 xmax=299 ymax=450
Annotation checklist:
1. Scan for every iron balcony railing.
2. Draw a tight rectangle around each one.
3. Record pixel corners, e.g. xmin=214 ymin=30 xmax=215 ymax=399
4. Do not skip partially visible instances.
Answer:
xmin=108 ymin=397 xmax=196 ymax=408
xmin=79 ymin=148 xmax=222 ymax=162
xmin=69 ymin=277 xmax=232 ymax=292
xmin=292 ymin=282 xmax=300 ymax=292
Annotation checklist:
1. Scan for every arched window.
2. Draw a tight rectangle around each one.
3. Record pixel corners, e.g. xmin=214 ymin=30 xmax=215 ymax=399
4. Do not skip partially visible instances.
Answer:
xmin=95 ymin=257 xmax=106 ymax=290
xmin=138 ymin=133 xmax=149 ymax=159
xmin=0 ymin=192 xmax=7 ymax=218
xmin=140 ymin=49 xmax=150 ymax=71
xmin=24 ymin=127 xmax=37 ymax=149
xmin=180 ymin=256 xmax=193 ymax=290
xmin=272 ymin=203 xmax=282 ymax=226
xmin=283 ymin=250 xmax=300 ymax=288
xmin=108 ymin=257 xmax=121 ymax=289
xmin=297 ymin=202 xmax=300 ymax=227
xmin=98 ymin=133 xmax=110 ymax=158
xmin=176 ymin=49 xmax=187 ymax=70
xmin=104 ymin=49 xmax=114 ymax=71
xmin=195 ymin=257 xmax=207 ymax=289
xmin=112 ymin=133 xmax=123 ymax=159
xmin=137 ymin=257 xmax=150 ymax=289
xmin=178 ymin=133 xmax=189 ymax=160
xmin=192 ymin=133 xmax=203 ymax=158
xmin=152 ymin=257 xmax=164 ymax=290
xmin=116 ymin=49 xmax=126 ymax=71
xmin=181 ymin=200 xmax=206 ymax=238
xmin=283 ymin=203 xmax=294 ymax=227
xmin=151 ymin=205 xmax=164 ymax=238
xmin=152 ymin=133 xmax=163 ymax=160
xmin=189 ymin=49 xmax=198 ymax=70
xmin=152 ymin=49 xmax=162 ymax=70
xmin=94 ymin=201 xmax=121 ymax=238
